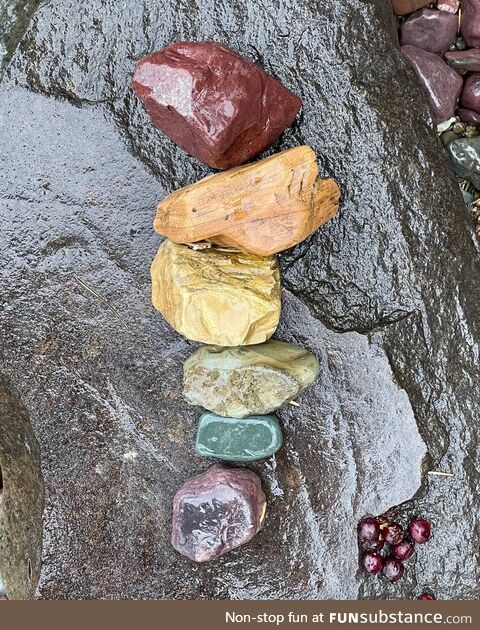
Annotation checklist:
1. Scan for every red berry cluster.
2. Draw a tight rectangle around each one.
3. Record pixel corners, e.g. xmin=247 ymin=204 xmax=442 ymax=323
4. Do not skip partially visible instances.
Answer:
xmin=357 ymin=515 xmax=432 ymax=586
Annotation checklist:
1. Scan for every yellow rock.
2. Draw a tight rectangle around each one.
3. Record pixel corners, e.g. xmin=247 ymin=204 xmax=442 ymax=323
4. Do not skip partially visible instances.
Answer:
xmin=153 ymin=146 xmax=340 ymax=257
xmin=151 ymin=240 xmax=281 ymax=346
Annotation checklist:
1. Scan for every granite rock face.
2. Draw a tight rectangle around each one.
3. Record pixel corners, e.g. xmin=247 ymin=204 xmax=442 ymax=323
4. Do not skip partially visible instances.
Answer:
xmin=171 ymin=464 xmax=266 ymax=562
xmin=132 ymin=41 xmax=301 ymax=170
xmin=0 ymin=0 xmax=479 ymax=601
xmin=183 ymin=341 xmax=320 ymax=418
xmin=154 ymin=146 xmax=340 ymax=256
xmin=401 ymin=9 xmax=457 ymax=55
xmin=151 ymin=240 xmax=281 ymax=346
xmin=401 ymin=45 xmax=463 ymax=122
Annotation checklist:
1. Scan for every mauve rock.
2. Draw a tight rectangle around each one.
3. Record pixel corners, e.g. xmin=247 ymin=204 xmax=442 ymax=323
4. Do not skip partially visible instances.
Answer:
xmin=460 ymin=0 xmax=480 ymax=48
xmin=437 ymin=0 xmax=460 ymax=11
xmin=461 ymin=72 xmax=480 ymax=113
xmin=171 ymin=464 xmax=266 ymax=562
xmin=391 ymin=0 xmax=432 ymax=15
xmin=132 ymin=41 xmax=301 ymax=170
xmin=401 ymin=45 xmax=463 ymax=121
xmin=445 ymin=49 xmax=480 ymax=71
xmin=401 ymin=9 xmax=458 ymax=54
xmin=458 ymin=107 xmax=480 ymax=125
xmin=446 ymin=135 xmax=480 ymax=187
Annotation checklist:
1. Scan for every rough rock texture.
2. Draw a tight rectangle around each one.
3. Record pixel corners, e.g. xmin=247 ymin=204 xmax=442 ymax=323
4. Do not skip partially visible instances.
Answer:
xmin=0 ymin=0 xmax=479 ymax=601
xmin=171 ymin=464 xmax=266 ymax=562
xmin=151 ymin=241 xmax=281 ymax=346
xmin=154 ymin=146 xmax=340 ymax=256
xmin=183 ymin=341 xmax=320 ymax=419
xmin=401 ymin=45 xmax=463 ymax=122
xmin=132 ymin=41 xmax=301 ymax=170
xmin=401 ymin=8 xmax=458 ymax=54
xmin=195 ymin=413 xmax=283 ymax=462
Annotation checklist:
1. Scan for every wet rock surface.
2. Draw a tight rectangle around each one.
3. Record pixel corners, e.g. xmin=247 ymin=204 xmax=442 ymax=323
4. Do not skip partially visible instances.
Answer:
xmin=446 ymin=135 xmax=480 ymax=187
xmin=400 ymin=8 xmax=457 ymax=54
xmin=0 ymin=0 xmax=479 ymax=600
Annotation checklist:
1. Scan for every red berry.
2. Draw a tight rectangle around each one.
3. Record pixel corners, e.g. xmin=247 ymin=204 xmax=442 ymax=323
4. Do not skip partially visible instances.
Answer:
xmin=382 ymin=556 xmax=405 ymax=582
xmin=392 ymin=540 xmax=414 ymax=561
xmin=409 ymin=517 xmax=431 ymax=544
xmin=418 ymin=593 xmax=436 ymax=600
xmin=362 ymin=551 xmax=383 ymax=574
xmin=357 ymin=517 xmax=380 ymax=542
xmin=384 ymin=522 xmax=404 ymax=545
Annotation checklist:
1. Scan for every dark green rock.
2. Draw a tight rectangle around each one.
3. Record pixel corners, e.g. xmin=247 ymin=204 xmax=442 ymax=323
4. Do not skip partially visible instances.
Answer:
xmin=196 ymin=413 xmax=282 ymax=462
xmin=446 ymin=136 xmax=480 ymax=189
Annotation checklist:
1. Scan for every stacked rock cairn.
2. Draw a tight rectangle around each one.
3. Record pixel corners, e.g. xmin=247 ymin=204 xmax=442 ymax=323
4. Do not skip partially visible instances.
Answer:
xmin=132 ymin=41 xmax=340 ymax=562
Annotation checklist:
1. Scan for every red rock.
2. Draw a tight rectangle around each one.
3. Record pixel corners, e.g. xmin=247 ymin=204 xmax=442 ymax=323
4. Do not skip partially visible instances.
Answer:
xmin=171 ymin=464 xmax=266 ymax=562
xmin=401 ymin=8 xmax=458 ymax=54
xmin=445 ymin=49 xmax=480 ymax=71
xmin=461 ymin=72 xmax=480 ymax=113
xmin=461 ymin=0 xmax=480 ymax=47
xmin=437 ymin=0 xmax=460 ymax=12
xmin=132 ymin=41 xmax=302 ymax=170
xmin=458 ymin=107 xmax=480 ymax=125
xmin=391 ymin=0 xmax=432 ymax=16
xmin=401 ymin=45 xmax=463 ymax=122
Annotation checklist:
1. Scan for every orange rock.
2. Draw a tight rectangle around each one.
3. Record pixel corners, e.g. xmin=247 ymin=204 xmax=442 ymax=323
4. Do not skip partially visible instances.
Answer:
xmin=154 ymin=146 xmax=340 ymax=257
xmin=390 ymin=0 xmax=431 ymax=15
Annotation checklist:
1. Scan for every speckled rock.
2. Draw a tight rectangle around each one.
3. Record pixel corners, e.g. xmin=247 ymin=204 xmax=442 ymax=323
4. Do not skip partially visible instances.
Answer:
xmin=195 ymin=412 xmax=283 ymax=462
xmin=460 ymin=0 xmax=480 ymax=48
xmin=151 ymin=240 xmax=281 ymax=346
xmin=461 ymin=72 xmax=480 ymax=113
xmin=0 ymin=0 xmax=479 ymax=603
xmin=171 ymin=464 xmax=266 ymax=562
xmin=132 ymin=41 xmax=301 ymax=170
xmin=445 ymin=49 xmax=480 ymax=72
xmin=183 ymin=340 xmax=319 ymax=418
xmin=401 ymin=9 xmax=458 ymax=54
xmin=401 ymin=45 xmax=463 ymax=121
xmin=446 ymin=135 xmax=480 ymax=187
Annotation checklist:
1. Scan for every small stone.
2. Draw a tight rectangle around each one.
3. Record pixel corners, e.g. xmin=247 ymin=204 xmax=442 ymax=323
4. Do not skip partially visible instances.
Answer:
xmin=440 ymin=130 xmax=459 ymax=145
xmin=461 ymin=187 xmax=474 ymax=204
xmin=171 ymin=464 xmax=266 ymax=562
xmin=195 ymin=412 xmax=283 ymax=462
xmin=437 ymin=0 xmax=460 ymax=11
xmin=154 ymin=146 xmax=340 ymax=257
xmin=183 ymin=340 xmax=320 ymax=418
xmin=453 ymin=121 xmax=466 ymax=133
xmin=436 ymin=115 xmax=457 ymax=133
xmin=401 ymin=9 xmax=458 ymax=55
xmin=465 ymin=123 xmax=480 ymax=136
xmin=445 ymin=49 xmax=480 ymax=71
xmin=151 ymin=240 xmax=281 ymax=346
xmin=460 ymin=0 xmax=480 ymax=48
xmin=446 ymin=135 xmax=480 ymax=188
xmin=454 ymin=37 xmax=468 ymax=50
xmin=401 ymin=45 xmax=463 ymax=122
xmin=132 ymin=41 xmax=301 ymax=170
xmin=461 ymin=73 xmax=480 ymax=113
xmin=390 ymin=0 xmax=432 ymax=16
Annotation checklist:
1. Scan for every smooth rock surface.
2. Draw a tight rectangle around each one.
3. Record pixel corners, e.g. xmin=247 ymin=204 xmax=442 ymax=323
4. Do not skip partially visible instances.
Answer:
xmin=0 ymin=0 xmax=479 ymax=601
xmin=171 ymin=464 xmax=266 ymax=562
xmin=151 ymin=240 xmax=281 ymax=346
xmin=390 ymin=0 xmax=431 ymax=15
xmin=401 ymin=9 xmax=458 ymax=54
xmin=183 ymin=340 xmax=320 ymax=419
xmin=446 ymin=135 xmax=480 ymax=187
xmin=461 ymin=72 xmax=480 ymax=113
xmin=154 ymin=146 xmax=340 ymax=257
xmin=460 ymin=0 xmax=480 ymax=48
xmin=401 ymin=45 xmax=463 ymax=121
xmin=132 ymin=41 xmax=301 ymax=170
xmin=195 ymin=413 xmax=283 ymax=462
xmin=458 ymin=107 xmax=480 ymax=125
xmin=445 ymin=49 xmax=480 ymax=72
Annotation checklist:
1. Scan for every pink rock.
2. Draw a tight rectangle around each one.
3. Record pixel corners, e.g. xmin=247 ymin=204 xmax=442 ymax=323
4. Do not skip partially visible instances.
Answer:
xmin=437 ymin=0 xmax=460 ymax=12
xmin=401 ymin=8 xmax=458 ymax=54
xmin=171 ymin=464 xmax=266 ymax=562
xmin=445 ymin=49 xmax=480 ymax=71
xmin=132 ymin=41 xmax=302 ymax=170
xmin=461 ymin=72 xmax=480 ymax=113
xmin=401 ymin=45 xmax=463 ymax=122
xmin=461 ymin=0 xmax=480 ymax=47
xmin=458 ymin=107 xmax=480 ymax=125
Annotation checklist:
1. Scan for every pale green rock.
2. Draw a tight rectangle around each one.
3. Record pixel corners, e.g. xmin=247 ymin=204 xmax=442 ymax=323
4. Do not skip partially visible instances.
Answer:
xmin=196 ymin=412 xmax=282 ymax=462
xmin=183 ymin=339 xmax=320 ymax=418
